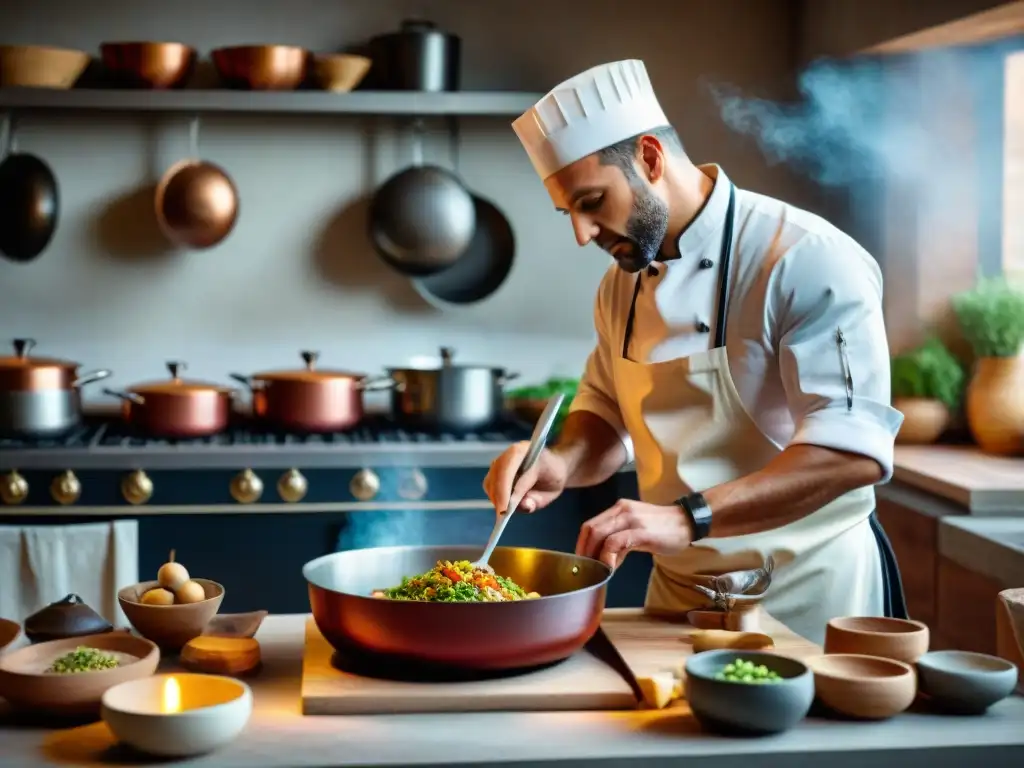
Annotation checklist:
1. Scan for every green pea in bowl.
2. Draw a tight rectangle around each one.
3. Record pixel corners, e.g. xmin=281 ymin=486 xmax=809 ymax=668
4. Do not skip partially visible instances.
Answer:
xmin=684 ymin=650 xmax=814 ymax=735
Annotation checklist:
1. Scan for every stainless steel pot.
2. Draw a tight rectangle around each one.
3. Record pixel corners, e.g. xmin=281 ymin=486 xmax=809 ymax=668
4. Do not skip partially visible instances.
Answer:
xmin=0 ymin=338 xmax=111 ymax=437
xmin=387 ymin=347 xmax=518 ymax=432
xmin=365 ymin=19 xmax=461 ymax=92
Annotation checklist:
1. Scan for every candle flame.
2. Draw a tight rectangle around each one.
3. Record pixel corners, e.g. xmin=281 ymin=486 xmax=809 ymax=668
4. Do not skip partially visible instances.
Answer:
xmin=162 ymin=676 xmax=182 ymax=714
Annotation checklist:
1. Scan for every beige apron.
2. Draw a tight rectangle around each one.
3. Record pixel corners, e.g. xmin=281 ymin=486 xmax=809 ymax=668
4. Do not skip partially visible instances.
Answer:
xmin=611 ymin=185 xmax=882 ymax=645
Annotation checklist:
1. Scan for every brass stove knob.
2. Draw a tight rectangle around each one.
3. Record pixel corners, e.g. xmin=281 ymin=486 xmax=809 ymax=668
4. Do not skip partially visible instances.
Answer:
xmin=51 ymin=470 xmax=81 ymax=505
xmin=0 ymin=470 xmax=29 ymax=505
xmin=122 ymin=470 xmax=153 ymax=505
xmin=231 ymin=469 xmax=264 ymax=504
xmin=350 ymin=468 xmax=380 ymax=501
xmin=397 ymin=469 xmax=428 ymax=501
xmin=277 ymin=468 xmax=308 ymax=503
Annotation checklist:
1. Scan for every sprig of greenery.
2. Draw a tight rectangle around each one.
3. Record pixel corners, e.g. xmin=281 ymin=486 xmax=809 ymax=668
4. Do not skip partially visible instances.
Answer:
xmin=890 ymin=338 xmax=965 ymax=410
xmin=951 ymin=278 xmax=1024 ymax=358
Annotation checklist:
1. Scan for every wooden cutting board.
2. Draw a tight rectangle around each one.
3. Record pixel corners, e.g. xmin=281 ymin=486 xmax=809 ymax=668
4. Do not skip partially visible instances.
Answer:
xmin=300 ymin=618 xmax=636 ymax=715
xmin=601 ymin=607 xmax=822 ymax=683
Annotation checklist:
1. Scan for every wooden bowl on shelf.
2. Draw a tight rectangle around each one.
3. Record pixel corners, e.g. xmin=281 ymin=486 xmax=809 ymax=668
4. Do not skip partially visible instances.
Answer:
xmin=100 ymin=42 xmax=196 ymax=89
xmin=0 ymin=45 xmax=90 ymax=88
xmin=312 ymin=54 xmax=371 ymax=92
xmin=118 ymin=579 xmax=225 ymax=651
xmin=211 ymin=45 xmax=308 ymax=90
xmin=0 ymin=631 xmax=159 ymax=715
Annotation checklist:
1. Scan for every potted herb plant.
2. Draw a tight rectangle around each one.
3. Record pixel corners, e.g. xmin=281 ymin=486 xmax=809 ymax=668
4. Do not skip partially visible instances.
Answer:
xmin=890 ymin=338 xmax=965 ymax=444
xmin=951 ymin=278 xmax=1024 ymax=455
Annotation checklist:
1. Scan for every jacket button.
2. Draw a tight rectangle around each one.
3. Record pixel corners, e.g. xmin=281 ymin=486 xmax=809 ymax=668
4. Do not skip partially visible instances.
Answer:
xmin=696 ymin=321 xmax=710 ymax=333
xmin=699 ymin=258 xmax=714 ymax=269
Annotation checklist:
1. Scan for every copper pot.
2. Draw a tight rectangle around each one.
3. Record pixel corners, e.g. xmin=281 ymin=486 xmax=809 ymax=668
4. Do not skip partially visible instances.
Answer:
xmin=231 ymin=351 xmax=395 ymax=433
xmin=211 ymin=45 xmax=308 ymax=90
xmin=104 ymin=362 xmax=235 ymax=438
xmin=0 ymin=338 xmax=111 ymax=437
xmin=155 ymin=159 xmax=239 ymax=250
xmin=100 ymin=42 xmax=196 ymax=89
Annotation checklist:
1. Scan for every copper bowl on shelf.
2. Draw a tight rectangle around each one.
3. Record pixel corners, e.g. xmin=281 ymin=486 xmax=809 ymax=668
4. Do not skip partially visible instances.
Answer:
xmin=211 ymin=45 xmax=308 ymax=90
xmin=100 ymin=42 xmax=196 ymax=89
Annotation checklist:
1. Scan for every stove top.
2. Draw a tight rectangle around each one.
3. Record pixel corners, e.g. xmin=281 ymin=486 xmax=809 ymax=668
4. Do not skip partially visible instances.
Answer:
xmin=0 ymin=416 xmax=531 ymax=470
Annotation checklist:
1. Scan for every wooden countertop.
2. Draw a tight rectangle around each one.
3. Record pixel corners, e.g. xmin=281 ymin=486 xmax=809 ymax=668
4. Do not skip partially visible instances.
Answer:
xmin=893 ymin=445 xmax=1024 ymax=514
xmin=2 ymin=611 xmax=1023 ymax=768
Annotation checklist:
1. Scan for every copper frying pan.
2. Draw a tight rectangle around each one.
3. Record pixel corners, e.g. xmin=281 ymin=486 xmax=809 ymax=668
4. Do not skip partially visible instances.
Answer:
xmin=303 ymin=544 xmax=612 ymax=671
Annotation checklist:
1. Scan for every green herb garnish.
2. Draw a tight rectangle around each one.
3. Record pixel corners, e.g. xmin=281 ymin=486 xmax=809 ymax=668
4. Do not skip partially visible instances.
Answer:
xmin=48 ymin=646 xmax=120 ymax=674
xmin=890 ymin=337 xmax=965 ymax=410
xmin=952 ymin=278 xmax=1024 ymax=359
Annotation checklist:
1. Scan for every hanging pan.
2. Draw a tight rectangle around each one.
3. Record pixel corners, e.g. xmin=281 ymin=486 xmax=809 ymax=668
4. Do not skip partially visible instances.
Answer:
xmin=368 ymin=118 xmax=476 ymax=277
xmin=0 ymin=115 xmax=59 ymax=263
xmin=411 ymin=193 xmax=515 ymax=306
xmin=155 ymin=117 xmax=239 ymax=250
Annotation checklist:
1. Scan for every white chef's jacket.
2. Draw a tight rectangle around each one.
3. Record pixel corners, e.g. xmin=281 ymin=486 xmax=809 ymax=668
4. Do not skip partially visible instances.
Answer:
xmin=571 ymin=165 xmax=904 ymax=481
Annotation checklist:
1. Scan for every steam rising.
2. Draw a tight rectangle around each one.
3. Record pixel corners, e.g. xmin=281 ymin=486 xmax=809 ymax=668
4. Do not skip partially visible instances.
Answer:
xmin=709 ymin=50 xmax=995 ymax=188
xmin=336 ymin=509 xmax=494 ymax=551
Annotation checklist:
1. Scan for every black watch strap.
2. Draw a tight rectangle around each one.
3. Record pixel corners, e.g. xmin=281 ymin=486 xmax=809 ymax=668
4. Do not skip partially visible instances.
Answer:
xmin=677 ymin=492 xmax=712 ymax=541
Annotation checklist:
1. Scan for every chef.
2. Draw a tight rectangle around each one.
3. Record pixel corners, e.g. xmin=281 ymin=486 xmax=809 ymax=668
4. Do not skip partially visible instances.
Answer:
xmin=483 ymin=60 xmax=908 ymax=644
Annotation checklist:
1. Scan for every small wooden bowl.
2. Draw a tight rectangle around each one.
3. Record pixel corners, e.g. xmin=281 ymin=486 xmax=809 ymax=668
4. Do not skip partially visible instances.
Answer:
xmin=0 ymin=631 xmax=159 ymax=715
xmin=0 ymin=618 xmax=20 ymax=653
xmin=211 ymin=45 xmax=308 ymax=90
xmin=807 ymin=653 xmax=917 ymax=720
xmin=312 ymin=54 xmax=371 ymax=92
xmin=102 ymin=673 xmax=252 ymax=757
xmin=118 ymin=579 xmax=224 ymax=652
xmin=0 ymin=45 xmax=90 ymax=88
xmin=824 ymin=616 xmax=930 ymax=664
xmin=100 ymin=41 xmax=196 ymax=89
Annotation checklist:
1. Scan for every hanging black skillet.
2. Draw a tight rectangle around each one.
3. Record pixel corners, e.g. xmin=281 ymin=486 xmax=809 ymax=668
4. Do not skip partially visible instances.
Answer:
xmin=0 ymin=152 xmax=60 ymax=263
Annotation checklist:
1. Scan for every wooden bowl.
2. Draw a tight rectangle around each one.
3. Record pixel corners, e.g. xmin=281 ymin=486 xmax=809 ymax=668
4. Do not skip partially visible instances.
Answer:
xmin=0 ymin=45 xmax=90 ymax=88
xmin=211 ymin=45 xmax=308 ymax=90
xmin=312 ymin=54 xmax=371 ymax=92
xmin=100 ymin=41 xmax=196 ymax=89
xmin=102 ymin=673 xmax=252 ymax=757
xmin=0 ymin=618 xmax=21 ymax=653
xmin=824 ymin=616 xmax=930 ymax=664
xmin=0 ymin=631 xmax=159 ymax=715
xmin=118 ymin=579 xmax=225 ymax=652
xmin=807 ymin=653 xmax=917 ymax=720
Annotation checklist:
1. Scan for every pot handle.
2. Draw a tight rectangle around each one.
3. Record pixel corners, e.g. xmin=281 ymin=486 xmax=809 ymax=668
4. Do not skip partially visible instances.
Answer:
xmin=357 ymin=375 xmax=401 ymax=392
xmin=229 ymin=373 xmax=254 ymax=389
xmin=73 ymin=369 xmax=112 ymax=388
xmin=103 ymin=388 xmax=145 ymax=406
xmin=498 ymin=372 xmax=520 ymax=386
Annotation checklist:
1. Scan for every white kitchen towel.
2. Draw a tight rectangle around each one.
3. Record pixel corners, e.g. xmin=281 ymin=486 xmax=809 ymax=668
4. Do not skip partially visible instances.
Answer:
xmin=0 ymin=520 xmax=138 ymax=627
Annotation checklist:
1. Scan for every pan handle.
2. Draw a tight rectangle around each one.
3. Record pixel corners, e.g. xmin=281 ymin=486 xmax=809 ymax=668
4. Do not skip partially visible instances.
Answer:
xmin=103 ymin=388 xmax=145 ymax=406
xmin=229 ymin=373 xmax=254 ymax=389
xmin=357 ymin=375 xmax=401 ymax=392
xmin=72 ymin=369 xmax=112 ymax=388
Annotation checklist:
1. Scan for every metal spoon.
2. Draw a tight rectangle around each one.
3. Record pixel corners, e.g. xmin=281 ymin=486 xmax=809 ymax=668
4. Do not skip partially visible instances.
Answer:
xmin=474 ymin=393 xmax=565 ymax=570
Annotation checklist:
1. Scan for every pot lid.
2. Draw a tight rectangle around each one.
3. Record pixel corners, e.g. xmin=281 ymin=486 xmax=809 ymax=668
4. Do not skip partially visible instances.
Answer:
xmin=250 ymin=351 xmax=365 ymax=382
xmin=129 ymin=361 xmax=236 ymax=394
xmin=390 ymin=346 xmax=504 ymax=372
xmin=23 ymin=593 xmax=114 ymax=641
xmin=0 ymin=338 xmax=77 ymax=371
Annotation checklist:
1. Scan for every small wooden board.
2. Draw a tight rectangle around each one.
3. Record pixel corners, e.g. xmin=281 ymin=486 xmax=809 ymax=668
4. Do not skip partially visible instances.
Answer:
xmin=300 ymin=618 xmax=636 ymax=715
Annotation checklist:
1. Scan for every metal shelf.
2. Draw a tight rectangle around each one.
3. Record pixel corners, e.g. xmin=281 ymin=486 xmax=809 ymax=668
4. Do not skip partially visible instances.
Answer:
xmin=0 ymin=88 xmax=540 ymax=117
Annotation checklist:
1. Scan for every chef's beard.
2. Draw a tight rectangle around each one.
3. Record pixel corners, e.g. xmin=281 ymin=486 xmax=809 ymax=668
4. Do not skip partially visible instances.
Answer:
xmin=609 ymin=185 xmax=669 ymax=274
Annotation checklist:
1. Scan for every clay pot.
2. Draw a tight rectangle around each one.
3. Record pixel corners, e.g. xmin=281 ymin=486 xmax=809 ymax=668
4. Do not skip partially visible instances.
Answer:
xmin=893 ymin=397 xmax=949 ymax=445
xmin=965 ymin=356 xmax=1024 ymax=455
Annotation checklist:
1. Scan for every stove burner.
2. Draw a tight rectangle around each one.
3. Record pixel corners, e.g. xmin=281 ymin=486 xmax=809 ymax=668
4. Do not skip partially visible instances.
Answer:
xmin=0 ymin=415 xmax=531 ymax=451
xmin=329 ymin=648 xmax=564 ymax=683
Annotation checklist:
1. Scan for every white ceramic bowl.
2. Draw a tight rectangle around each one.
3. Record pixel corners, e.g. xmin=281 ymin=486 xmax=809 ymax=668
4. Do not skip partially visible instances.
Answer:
xmin=101 ymin=673 xmax=252 ymax=757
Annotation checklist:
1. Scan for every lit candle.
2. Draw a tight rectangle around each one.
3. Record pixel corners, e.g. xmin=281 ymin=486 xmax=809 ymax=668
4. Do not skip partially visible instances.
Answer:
xmin=162 ymin=676 xmax=182 ymax=714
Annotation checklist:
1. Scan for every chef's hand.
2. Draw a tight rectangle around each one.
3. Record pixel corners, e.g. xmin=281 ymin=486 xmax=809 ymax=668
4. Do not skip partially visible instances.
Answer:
xmin=484 ymin=443 xmax=568 ymax=515
xmin=577 ymin=500 xmax=694 ymax=570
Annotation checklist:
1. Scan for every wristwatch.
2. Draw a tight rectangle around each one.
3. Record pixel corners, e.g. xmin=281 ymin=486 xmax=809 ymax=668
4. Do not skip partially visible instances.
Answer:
xmin=676 ymin=492 xmax=712 ymax=541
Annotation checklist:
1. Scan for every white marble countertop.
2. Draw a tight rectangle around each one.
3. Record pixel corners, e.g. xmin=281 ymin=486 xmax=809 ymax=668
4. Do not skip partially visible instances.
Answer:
xmin=1 ymin=614 xmax=1023 ymax=768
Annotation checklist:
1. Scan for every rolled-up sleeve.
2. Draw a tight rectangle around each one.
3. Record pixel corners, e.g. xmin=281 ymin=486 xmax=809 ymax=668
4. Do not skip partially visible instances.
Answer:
xmin=570 ymin=281 xmax=634 ymax=462
xmin=767 ymin=235 xmax=904 ymax=482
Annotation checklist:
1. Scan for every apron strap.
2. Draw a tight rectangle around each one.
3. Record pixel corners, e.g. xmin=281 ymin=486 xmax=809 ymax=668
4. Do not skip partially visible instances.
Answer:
xmin=622 ymin=184 xmax=737 ymax=359
xmin=869 ymin=511 xmax=910 ymax=620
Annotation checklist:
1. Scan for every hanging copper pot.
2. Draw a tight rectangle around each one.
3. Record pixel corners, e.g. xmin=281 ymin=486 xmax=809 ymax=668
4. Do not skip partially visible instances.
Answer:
xmin=154 ymin=159 xmax=239 ymax=249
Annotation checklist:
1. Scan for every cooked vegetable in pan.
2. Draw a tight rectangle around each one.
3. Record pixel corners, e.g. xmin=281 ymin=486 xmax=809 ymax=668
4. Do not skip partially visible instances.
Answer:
xmin=373 ymin=560 xmax=541 ymax=603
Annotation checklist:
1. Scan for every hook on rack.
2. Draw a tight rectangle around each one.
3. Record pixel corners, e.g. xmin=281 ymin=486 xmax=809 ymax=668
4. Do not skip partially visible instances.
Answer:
xmin=0 ymin=111 xmax=19 ymax=157
xmin=187 ymin=114 xmax=201 ymax=159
